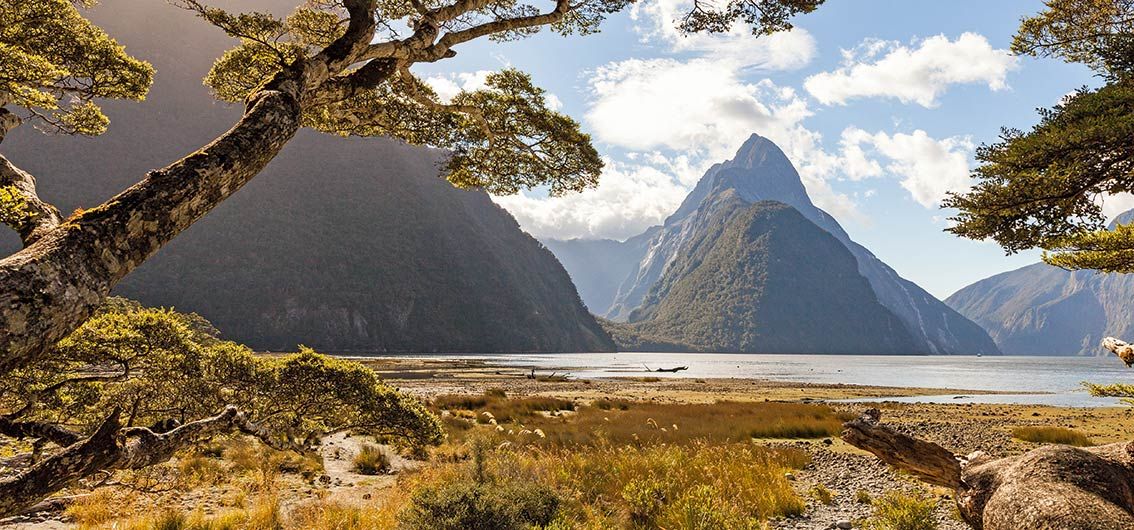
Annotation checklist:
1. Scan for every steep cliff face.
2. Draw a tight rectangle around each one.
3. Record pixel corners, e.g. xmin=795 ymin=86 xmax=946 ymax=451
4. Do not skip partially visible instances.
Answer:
xmin=947 ymin=212 xmax=1134 ymax=356
xmin=0 ymin=0 xmax=613 ymax=353
xmin=549 ymin=134 xmax=1000 ymax=355
xmin=617 ymin=195 xmax=918 ymax=354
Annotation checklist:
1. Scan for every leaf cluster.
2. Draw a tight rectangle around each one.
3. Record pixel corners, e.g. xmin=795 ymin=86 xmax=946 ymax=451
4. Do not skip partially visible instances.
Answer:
xmin=0 ymin=0 xmax=153 ymax=136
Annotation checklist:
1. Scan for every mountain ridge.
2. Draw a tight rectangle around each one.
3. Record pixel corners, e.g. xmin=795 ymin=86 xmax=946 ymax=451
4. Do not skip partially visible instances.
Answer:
xmin=0 ymin=0 xmax=614 ymax=353
xmin=548 ymin=134 xmax=1000 ymax=355
xmin=946 ymin=214 xmax=1134 ymax=356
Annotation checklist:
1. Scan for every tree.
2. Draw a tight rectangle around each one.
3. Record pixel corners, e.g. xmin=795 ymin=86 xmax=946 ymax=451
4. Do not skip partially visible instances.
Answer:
xmin=0 ymin=0 xmax=822 ymax=514
xmin=0 ymin=299 xmax=442 ymax=517
xmin=844 ymin=4 xmax=1134 ymax=528
xmin=944 ymin=0 xmax=1134 ymax=272
xmin=0 ymin=0 xmax=822 ymax=378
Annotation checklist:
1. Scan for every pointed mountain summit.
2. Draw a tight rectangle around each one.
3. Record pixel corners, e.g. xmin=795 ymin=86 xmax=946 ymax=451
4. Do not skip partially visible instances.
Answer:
xmin=549 ymin=134 xmax=1000 ymax=355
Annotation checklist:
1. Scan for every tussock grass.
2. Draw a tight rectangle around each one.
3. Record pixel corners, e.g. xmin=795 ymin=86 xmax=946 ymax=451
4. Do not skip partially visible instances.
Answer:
xmin=352 ymin=443 xmax=391 ymax=475
xmin=439 ymin=397 xmax=847 ymax=447
xmin=1012 ymin=426 xmax=1094 ymax=446
xmin=548 ymin=400 xmax=845 ymax=446
xmin=862 ymin=491 xmax=938 ymax=530
xmin=389 ymin=438 xmax=806 ymax=529
xmin=433 ymin=393 xmax=575 ymax=424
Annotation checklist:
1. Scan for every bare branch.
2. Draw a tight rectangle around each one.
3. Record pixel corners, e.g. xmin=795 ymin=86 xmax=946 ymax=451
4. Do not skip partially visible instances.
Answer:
xmin=433 ymin=0 xmax=570 ymax=51
xmin=841 ymin=408 xmax=963 ymax=489
xmin=0 ymin=405 xmax=307 ymax=518
xmin=0 ymin=417 xmax=82 ymax=448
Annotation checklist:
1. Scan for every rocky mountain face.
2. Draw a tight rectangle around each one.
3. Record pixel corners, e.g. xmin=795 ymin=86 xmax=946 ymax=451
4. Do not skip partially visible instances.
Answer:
xmin=615 ymin=192 xmax=919 ymax=353
xmin=946 ymin=211 xmax=1134 ymax=356
xmin=0 ymin=0 xmax=613 ymax=353
xmin=550 ymin=134 xmax=1000 ymax=355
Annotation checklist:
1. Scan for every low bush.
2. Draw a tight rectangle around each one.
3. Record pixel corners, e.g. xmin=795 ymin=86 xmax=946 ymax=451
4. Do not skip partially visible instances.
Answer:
xmin=398 ymin=479 xmax=560 ymax=530
xmin=1011 ymin=426 xmax=1093 ymax=446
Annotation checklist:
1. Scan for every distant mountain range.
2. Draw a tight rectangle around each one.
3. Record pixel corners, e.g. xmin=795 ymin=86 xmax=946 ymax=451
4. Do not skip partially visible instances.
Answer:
xmin=0 ymin=0 xmax=613 ymax=353
xmin=946 ymin=211 xmax=1134 ymax=356
xmin=549 ymin=135 xmax=1000 ymax=355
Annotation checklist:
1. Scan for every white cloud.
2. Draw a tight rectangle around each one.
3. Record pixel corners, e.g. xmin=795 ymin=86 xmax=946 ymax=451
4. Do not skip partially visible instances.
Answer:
xmin=581 ymin=56 xmax=863 ymax=225
xmin=631 ymin=0 xmax=817 ymax=71
xmin=491 ymin=159 xmax=691 ymax=240
xmin=839 ymin=127 xmax=975 ymax=207
xmin=804 ymin=33 xmax=1018 ymax=108
xmin=1100 ymin=193 xmax=1134 ymax=222
xmin=424 ymin=70 xmax=492 ymax=102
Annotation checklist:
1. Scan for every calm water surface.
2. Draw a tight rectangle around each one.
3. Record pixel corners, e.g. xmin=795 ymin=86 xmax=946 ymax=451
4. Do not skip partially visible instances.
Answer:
xmin=375 ymin=353 xmax=1134 ymax=407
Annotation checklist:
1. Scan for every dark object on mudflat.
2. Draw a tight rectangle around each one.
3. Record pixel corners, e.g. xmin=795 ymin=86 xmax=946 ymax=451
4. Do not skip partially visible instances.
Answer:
xmin=644 ymin=365 xmax=688 ymax=373
xmin=843 ymin=408 xmax=1134 ymax=529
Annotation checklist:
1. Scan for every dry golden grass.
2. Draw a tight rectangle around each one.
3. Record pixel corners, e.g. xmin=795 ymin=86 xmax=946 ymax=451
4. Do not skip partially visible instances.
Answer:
xmin=439 ymin=398 xmax=847 ymax=447
xmin=1012 ymin=426 xmax=1094 ymax=446
xmin=386 ymin=436 xmax=807 ymax=529
xmin=433 ymin=392 xmax=575 ymax=424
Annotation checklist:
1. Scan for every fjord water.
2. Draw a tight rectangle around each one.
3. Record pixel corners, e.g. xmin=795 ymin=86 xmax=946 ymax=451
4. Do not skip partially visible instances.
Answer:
xmin=418 ymin=353 xmax=1133 ymax=407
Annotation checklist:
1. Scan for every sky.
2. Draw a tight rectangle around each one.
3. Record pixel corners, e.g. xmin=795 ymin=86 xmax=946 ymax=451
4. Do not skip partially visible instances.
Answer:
xmin=412 ymin=0 xmax=1119 ymax=300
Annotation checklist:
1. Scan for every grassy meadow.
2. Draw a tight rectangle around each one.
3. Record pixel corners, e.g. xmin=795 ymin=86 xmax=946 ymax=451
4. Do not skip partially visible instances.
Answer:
xmin=62 ymin=392 xmax=850 ymax=530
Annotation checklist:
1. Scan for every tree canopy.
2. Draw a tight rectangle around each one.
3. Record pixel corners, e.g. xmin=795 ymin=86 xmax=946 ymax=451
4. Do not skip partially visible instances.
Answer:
xmin=0 ymin=0 xmax=153 ymax=139
xmin=945 ymin=0 xmax=1134 ymax=272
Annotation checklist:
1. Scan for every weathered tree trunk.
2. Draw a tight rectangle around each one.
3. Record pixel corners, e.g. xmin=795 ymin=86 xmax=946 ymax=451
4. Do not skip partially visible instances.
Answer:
xmin=843 ymin=409 xmax=1134 ymax=530
xmin=0 ymin=406 xmax=290 ymax=518
xmin=0 ymin=83 xmax=303 ymax=377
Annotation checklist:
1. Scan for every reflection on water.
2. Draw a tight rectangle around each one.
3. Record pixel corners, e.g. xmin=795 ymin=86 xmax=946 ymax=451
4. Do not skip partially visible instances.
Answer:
xmin=371 ymin=352 xmax=1134 ymax=408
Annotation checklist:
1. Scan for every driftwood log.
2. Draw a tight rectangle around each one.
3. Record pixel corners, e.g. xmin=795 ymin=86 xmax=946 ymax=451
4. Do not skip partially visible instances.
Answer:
xmin=843 ymin=409 xmax=1134 ymax=529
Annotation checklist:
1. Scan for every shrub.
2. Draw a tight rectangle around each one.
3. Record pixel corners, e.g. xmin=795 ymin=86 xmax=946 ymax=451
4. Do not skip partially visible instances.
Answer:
xmin=622 ymin=479 xmax=667 ymax=527
xmin=809 ymin=484 xmax=835 ymax=505
xmin=397 ymin=479 xmax=560 ymax=530
xmin=856 ymin=489 xmax=874 ymax=505
xmin=593 ymin=398 xmax=633 ymax=411
xmin=863 ymin=492 xmax=938 ymax=530
xmin=484 ymin=388 xmax=508 ymax=398
xmin=662 ymin=485 xmax=762 ymax=530
xmin=1011 ymin=426 xmax=1093 ymax=446
xmin=352 ymin=444 xmax=391 ymax=475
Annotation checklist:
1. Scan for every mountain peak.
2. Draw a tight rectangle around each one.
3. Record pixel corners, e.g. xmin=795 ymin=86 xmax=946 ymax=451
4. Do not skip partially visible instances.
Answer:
xmin=667 ymin=133 xmax=808 ymax=225
xmin=731 ymin=134 xmax=783 ymax=168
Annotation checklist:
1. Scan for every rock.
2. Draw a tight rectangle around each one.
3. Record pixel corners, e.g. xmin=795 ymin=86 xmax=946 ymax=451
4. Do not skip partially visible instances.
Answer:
xmin=785 ymin=472 xmax=796 ymax=481
xmin=836 ymin=520 xmax=853 ymax=529
xmin=362 ymin=493 xmax=372 ymax=500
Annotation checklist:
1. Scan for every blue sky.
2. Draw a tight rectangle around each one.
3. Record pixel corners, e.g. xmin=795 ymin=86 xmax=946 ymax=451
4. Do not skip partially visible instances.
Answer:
xmin=413 ymin=0 xmax=1112 ymax=299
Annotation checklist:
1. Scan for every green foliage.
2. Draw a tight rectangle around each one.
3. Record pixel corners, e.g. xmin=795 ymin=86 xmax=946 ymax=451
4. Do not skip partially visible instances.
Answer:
xmin=1012 ymin=0 xmax=1134 ymax=80
xmin=0 ymin=298 xmax=442 ymax=449
xmin=945 ymin=80 xmax=1134 ymax=266
xmin=397 ymin=470 xmax=560 ymax=530
xmin=1086 ymin=381 xmax=1134 ymax=405
xmin=0 ymin=185 xmax=28 ymax=227
xmin=0 ymin=0 xmax=153 ymax=135
xmin=1011 ymin=425 xmax=1094 ymax=446
xmin=614 ymin=198 xmax=918 ymax=354
xmin=679 ymin=0 xmax=823 ymax=36
xmin=862 ymin=492 xmax=938 ymax=530
xmin=946 ymin=1 xmax=1134 ymax=272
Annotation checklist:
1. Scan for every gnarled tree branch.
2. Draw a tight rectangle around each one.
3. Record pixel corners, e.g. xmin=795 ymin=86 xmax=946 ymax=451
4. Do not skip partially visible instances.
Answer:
xmin=841 ymin=408 xmax=963 ymax=488
xmin=0 ymin=154 xmax=62 ymax=247
xmin=0 ymin=405 xmax=302 ymax=518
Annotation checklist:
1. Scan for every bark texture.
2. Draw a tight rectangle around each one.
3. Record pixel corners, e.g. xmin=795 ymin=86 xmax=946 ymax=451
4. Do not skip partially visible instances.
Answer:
xmin=0 ymin=406 xmax=290 ymax=518
xmin=843 ymin=409 xmax=1134 ymax=530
